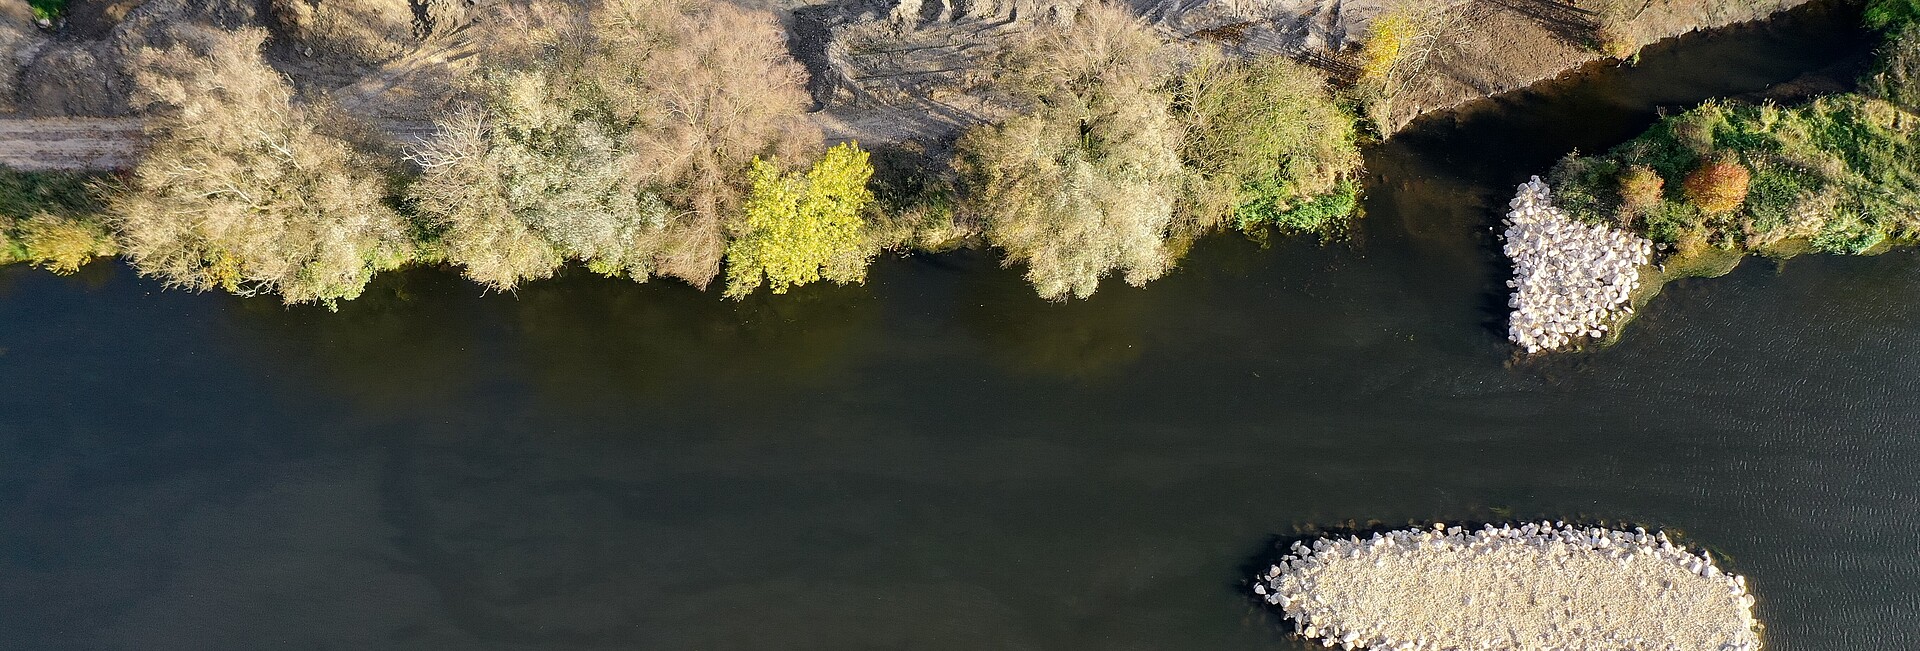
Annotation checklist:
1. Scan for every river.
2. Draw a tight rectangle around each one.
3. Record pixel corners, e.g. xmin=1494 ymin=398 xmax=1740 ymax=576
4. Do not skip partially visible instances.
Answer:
xmin=0 ymin=4 xmax=1909 ymax=649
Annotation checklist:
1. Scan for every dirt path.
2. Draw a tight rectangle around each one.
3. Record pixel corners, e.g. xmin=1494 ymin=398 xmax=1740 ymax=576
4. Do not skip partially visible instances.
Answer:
xmin=0 ymin=25 xmax=482 ymax=173
xmin=0 ymin=117 xmax=144 ymax=171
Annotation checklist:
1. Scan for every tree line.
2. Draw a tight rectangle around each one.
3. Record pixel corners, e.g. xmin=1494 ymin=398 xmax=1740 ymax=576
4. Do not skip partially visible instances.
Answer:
xmin=1 ymin=0 xmax=1367 ymax=306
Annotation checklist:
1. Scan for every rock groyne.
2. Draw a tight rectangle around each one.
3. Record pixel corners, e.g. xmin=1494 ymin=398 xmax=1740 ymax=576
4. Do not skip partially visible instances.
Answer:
xmin=1503 ymin=177 xmax=1653 ymax=353
xmin=1254 ymin=522 xmax=1760 ymax=651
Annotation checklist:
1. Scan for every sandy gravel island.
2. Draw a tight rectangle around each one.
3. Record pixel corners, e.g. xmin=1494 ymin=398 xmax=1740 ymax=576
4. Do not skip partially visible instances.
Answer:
xmin=1254 ymin=522 xmax=1760 ymax=651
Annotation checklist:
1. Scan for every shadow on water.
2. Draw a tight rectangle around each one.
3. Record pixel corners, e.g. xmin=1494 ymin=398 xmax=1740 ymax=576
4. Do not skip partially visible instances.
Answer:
xmin=0 ymin=2 xmax=1910 ymax=650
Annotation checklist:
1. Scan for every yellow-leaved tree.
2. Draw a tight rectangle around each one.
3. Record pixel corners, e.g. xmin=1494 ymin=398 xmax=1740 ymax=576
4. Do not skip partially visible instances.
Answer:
xmin=723 ymin=142 xmax=876 ymax=298
xmin=15 ymin=215 xmax=115 ymax=274
xmin=1358 ymin=13 xmax=1416 ymax=84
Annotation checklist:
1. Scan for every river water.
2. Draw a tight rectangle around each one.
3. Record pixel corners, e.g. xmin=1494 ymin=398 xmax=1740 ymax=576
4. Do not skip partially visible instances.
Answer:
xmin=1 ymin=5 xmax=1909 ymax=649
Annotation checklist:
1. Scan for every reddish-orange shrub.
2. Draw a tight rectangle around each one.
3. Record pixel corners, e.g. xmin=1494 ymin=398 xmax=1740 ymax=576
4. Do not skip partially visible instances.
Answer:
xmin=1682 ymin=158 xmax=1750 ymax=213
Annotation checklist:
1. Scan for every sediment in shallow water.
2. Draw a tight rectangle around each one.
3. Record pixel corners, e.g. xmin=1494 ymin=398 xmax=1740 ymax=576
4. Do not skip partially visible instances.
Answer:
xmin=1254 ymin=522 xmax=1760 ymax=651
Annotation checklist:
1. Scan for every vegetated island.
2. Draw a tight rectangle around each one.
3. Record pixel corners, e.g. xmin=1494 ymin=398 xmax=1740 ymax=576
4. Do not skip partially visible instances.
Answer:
xmin=1513 ymin=4 xmax=1918 ymax=352
xmin=0 ymin=0 xmax=1822 ymax=307
xmin=1254 ymin=522 xmax=1760 ymax=651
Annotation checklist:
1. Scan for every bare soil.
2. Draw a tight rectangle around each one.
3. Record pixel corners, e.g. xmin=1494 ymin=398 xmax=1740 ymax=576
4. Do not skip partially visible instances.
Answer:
xmin=0 ymin=117 xmax=143 ymax=170
xmin=1388 ymin=0 xmax=1819 ymax=131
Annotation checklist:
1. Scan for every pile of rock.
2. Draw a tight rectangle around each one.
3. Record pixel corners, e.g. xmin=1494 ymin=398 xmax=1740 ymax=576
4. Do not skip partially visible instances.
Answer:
xmin=1503 ymin=176 xmax=1653 ymax=353
xmin=1254 ymin=522 xmax=1761 ymax=651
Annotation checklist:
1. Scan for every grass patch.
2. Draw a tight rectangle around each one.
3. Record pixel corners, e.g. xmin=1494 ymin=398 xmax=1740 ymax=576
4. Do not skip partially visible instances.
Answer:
xmin=1549 ymin=94 xmax=1919 ymax=260
xmin=29 ymin=0 xmax=68 ymax=22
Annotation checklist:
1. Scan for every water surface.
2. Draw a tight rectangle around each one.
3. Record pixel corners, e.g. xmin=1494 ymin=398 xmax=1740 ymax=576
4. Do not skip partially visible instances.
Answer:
xmin=2 ymin=5 xmax=1910 ymax=649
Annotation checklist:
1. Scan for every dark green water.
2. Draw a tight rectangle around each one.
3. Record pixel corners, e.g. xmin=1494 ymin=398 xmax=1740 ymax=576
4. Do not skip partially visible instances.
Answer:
xmin=2 ymin=6 xmax=1909 ymax=649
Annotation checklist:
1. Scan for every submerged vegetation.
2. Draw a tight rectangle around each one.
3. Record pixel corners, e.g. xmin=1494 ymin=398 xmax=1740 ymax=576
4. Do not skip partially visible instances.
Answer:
xmin=1550 ymin=21 xmax=1920 ymax=260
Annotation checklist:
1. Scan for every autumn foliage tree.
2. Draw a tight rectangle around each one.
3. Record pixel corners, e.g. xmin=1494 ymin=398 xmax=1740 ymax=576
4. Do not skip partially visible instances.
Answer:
xmin=111 ymin=27 xmax=411 ymax=307
xmin=1357 ymin=13 xmax=1417 ymax=84
xmin=14 ymin=215 xmax=114 ymax=274
xmin=407 ymin=0 xmax=821 ymax=291
xmin=724 ymin=142 xmax=876 ymax=298
xmin=1683 ymin=158 xmax=1751 ymax=214
xmin=955 ymin=0 xmax=1185 ymax=300
xmin=1 ymin=169 xmax=114 ymax=273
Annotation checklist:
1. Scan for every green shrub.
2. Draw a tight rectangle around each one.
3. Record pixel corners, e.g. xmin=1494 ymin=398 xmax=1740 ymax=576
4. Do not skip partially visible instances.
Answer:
xmin=1179 ymin=53 xmax=1361 ymax=233
xmin=1549 ymin=84 xmax=1920 ymax=258
xmin=864 ymin=144 xmax=970 ymax=252
xmin=1869 ymin=24 xmax=1920 ymax=113
xmin=29 ymin=0 xmax=67 ymax=22
xmin=1812 ymin=214 xmax=1887 ymax=254
xmin=1237 ymin=178 xmax=1358 ymax=233
xmin=724 ymin=143 xmax=876 ymax=298
xmin=1866 ymin=0 xmax=1920 ymax=30
xmin=1618 ymin=165 xmax=1664 ymax=215
xmin=1546 ymin=153 xmax=1620 ymax=226
xmin=0 ymin=168 xmax=104 ymax=220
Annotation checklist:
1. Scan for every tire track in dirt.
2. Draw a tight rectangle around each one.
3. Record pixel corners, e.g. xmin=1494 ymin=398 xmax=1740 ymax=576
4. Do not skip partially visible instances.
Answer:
xmin=0 ymin=117 xmax=145 ymax=171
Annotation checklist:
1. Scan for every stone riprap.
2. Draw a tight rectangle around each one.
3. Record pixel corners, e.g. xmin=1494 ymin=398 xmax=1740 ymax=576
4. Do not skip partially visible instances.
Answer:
xmin=1503 ymin=177 xmax=1653 ymax=353
xmin=1254 ymin=523 xmax=1761 ymax=651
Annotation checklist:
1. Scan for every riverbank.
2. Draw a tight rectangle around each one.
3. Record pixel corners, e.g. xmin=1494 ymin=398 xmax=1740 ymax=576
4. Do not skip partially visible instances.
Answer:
xmin=1256 ymin=523 xmax=1760 ymax=651
xmin=0 ymin=0 xmax=1867 ymax=308
xmin=1380 ymin=0 xmax=1823 ymax=133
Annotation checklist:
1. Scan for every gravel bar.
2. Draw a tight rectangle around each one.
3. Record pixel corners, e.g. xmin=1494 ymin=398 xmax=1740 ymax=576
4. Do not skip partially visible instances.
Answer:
xmin=1503 ymin=177 xmax=1653 ymax=353
xmin=1254 ymin=522 xmax=1761 ymax=651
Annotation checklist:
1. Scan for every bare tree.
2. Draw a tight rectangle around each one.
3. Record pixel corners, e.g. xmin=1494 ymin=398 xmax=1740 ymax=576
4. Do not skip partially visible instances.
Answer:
xmin=112 ymin=27 xmax=412 ymax=307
